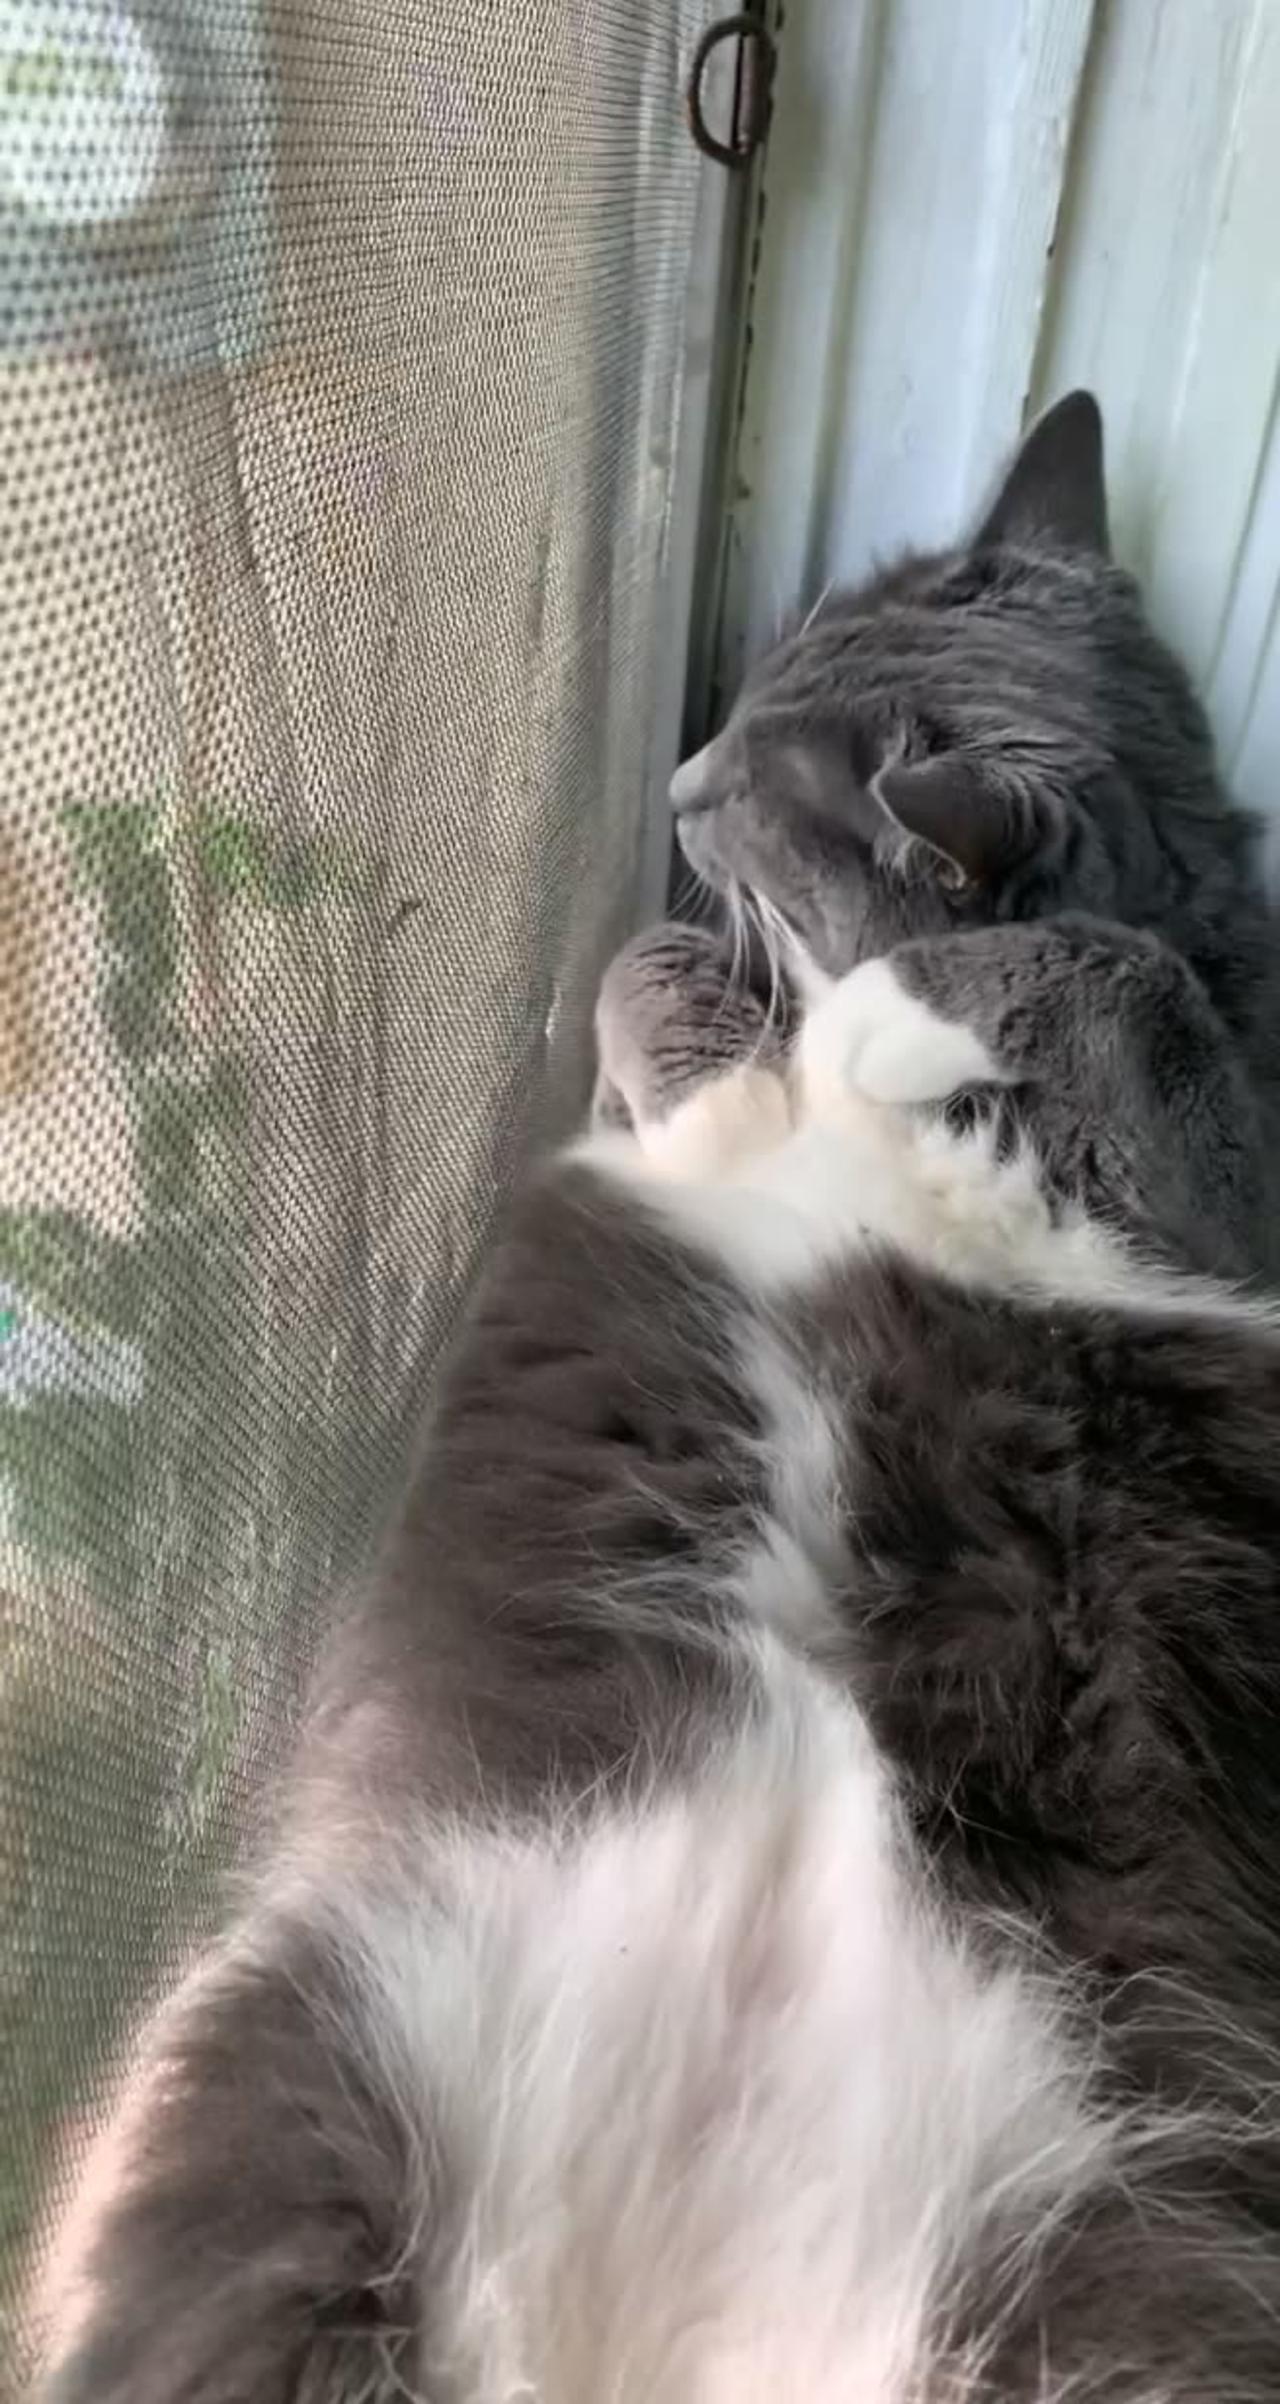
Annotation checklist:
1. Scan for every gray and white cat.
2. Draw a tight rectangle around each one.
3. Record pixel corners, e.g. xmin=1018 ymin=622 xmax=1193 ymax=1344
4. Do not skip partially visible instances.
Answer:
xmin=670 ymin=392 xmax=1279 ymax=1146
xmin=36 ymin=912 xmax=1280 ymax=2404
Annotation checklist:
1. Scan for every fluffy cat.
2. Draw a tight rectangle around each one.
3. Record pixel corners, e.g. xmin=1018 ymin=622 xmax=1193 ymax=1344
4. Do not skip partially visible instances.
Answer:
xmin=670 ymin=392 xmax=1279 ymax=1130
xmin=35 ymin=914 xmax=1280 ymax=2404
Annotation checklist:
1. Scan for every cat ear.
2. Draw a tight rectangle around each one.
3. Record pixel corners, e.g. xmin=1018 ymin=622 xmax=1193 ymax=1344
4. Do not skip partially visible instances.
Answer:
xmin=874 ymin=755 xmax=1035 ymax=887
xmin=972 ymin=389 xmax=1109 ymax=557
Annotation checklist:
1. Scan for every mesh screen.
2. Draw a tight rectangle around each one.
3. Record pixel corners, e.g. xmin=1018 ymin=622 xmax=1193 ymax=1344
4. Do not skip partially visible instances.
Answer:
xmin=0 ymin=0 xmax=708 ymax=2370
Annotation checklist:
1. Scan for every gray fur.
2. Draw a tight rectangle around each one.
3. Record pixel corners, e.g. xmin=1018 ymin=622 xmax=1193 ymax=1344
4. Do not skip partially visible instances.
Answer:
xmin=973 ymin=386 xmax=1110 ymax=555
xmin=591 ymin=919 xmax=788 ymax=1130
xmin=33 ymin=395 xmax=1280 ymax=2401
xmin=39 ymin=917 xmax=1280 ymax=2404
xmin=598 ymin=905 xmax=1270 ymax=1281
xmin=892 ymin=913 xmax=1268 ymax=1280
xmin=672 ymin=390 xmax=1278 ymax=1096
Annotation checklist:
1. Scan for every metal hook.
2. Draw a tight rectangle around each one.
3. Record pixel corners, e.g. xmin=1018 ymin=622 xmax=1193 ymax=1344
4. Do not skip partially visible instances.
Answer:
xmin=685 ymin=13 xmax=777 ymax=170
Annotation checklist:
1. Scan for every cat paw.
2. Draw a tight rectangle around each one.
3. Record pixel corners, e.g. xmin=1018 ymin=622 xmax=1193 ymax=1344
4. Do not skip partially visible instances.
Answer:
xmin=594 ymin=922 xmax=778 ymax=1132
xmin=800 ymin=956 xmax=1007 ymax=1111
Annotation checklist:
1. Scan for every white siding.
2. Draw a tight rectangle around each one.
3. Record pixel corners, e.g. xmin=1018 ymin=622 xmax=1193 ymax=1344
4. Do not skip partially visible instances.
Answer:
xmin=719 ymin=0 xmax=1280 ymax=836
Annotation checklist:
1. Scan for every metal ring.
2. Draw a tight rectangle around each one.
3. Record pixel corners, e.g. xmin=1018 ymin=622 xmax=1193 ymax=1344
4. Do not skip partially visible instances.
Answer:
xmin=685 ymin=13 xmax=777 ymax=170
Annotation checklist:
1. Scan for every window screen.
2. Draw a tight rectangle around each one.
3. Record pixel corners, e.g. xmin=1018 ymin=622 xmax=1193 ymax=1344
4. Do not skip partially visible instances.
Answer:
xmin=0 ymin=1 xmax=711 ymax=2370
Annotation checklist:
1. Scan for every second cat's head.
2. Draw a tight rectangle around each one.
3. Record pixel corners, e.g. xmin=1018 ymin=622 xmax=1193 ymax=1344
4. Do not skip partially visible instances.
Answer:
xmin=672 ymin=393 xmax=1244 ymax=982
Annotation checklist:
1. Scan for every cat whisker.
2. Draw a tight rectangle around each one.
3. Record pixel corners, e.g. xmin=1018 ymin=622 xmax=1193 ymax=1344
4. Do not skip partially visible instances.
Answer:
xmin=741 ymin=893 xmax=783 ymax=1054
xmin=683 ymin=870 xmax=718 ymax=929
xmin=746 ymin=887 xmax=807 ymax=1054
xmin=718 ymin=875 xmax=754 ymax=1028
xmin=797 ymin=577 xmax=834 ymax=638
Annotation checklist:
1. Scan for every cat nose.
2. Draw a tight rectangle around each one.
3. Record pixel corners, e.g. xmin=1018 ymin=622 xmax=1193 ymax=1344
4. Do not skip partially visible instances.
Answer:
xmin=669 ymin=742 xmax=715 ymax=812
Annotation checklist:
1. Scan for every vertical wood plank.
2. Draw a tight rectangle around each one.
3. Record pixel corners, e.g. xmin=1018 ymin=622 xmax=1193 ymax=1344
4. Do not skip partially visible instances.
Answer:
xmin=819 ymin=0 xmax=1094 ymax=581
xmin=1029 ymin=0 xmax=1258 ymax=578
xmin=1209 ymin=390 xmax=1280 ymax=798
xmin=1142 ymin=6 xmax=1280 ymax=690
xmin=717 ymin=0 xmax=1093 ymax=687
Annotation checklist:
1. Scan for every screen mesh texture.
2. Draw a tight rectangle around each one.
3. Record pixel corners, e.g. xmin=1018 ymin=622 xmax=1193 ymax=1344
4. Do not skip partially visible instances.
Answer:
xmin=0 ymin=0 xmax=708 ymax=2370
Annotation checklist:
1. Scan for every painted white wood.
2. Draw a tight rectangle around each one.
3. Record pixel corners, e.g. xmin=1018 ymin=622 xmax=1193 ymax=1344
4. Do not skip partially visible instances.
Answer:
xmin=718 ymin=0 xmax=1094 ymax=692
xmin=715 ymin=0 xmax=888 ymax=697
xmin=1029 ymin=0 xmax=1273 ymax=652
xmin=1143 ymin=11 xmax=1280 ymax=708
xmin=817 ymin=0 xmax=1094 ymax=573
xmin=1207 ymin=391 xmax=1280 ymax=781
xmin=1030 ymin=2 xmax=1256 ymax=570
xmin=718 ymin=0 xmax=1280 ymax=838
xmin=1236 ymin=614 xmax=1280 ymax=873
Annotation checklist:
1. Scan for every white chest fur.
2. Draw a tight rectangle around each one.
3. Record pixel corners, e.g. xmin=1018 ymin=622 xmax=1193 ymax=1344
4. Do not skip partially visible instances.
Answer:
xmin=336 ymin=1649 xmax=1112 ymax=2402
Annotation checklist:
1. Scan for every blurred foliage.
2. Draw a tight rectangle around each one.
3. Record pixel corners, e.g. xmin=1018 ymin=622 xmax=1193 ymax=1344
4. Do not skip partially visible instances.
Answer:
xmin=1 ymin=796 xmax=389 ymax=2338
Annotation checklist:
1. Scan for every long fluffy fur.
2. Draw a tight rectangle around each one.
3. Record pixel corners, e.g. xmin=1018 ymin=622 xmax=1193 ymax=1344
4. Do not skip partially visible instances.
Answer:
xmin=35 ymin=425 xmax=1280 ymax=2403
xmin=43 ymin=1637 xmax=1280 ymax=2404
xmin=39 ymin=937 xmax=1280 ymax=2403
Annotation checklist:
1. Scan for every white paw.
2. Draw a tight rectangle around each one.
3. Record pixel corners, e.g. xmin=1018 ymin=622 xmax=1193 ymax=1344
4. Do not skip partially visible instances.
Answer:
xmin=800 ymin=956 xmax=1004 ymax=1111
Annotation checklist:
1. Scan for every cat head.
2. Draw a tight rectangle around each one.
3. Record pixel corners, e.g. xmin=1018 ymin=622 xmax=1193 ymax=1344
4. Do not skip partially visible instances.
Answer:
xmin=673 ymin=394 xmax=1261 ymax=1011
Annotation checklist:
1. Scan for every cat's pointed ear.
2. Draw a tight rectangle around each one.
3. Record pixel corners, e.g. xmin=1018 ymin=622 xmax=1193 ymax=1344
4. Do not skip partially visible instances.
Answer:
xmin=973 ymin=390 xmax=1109 ymax=557
xmin=874 ymin=756 xmax=1035 ymax=887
